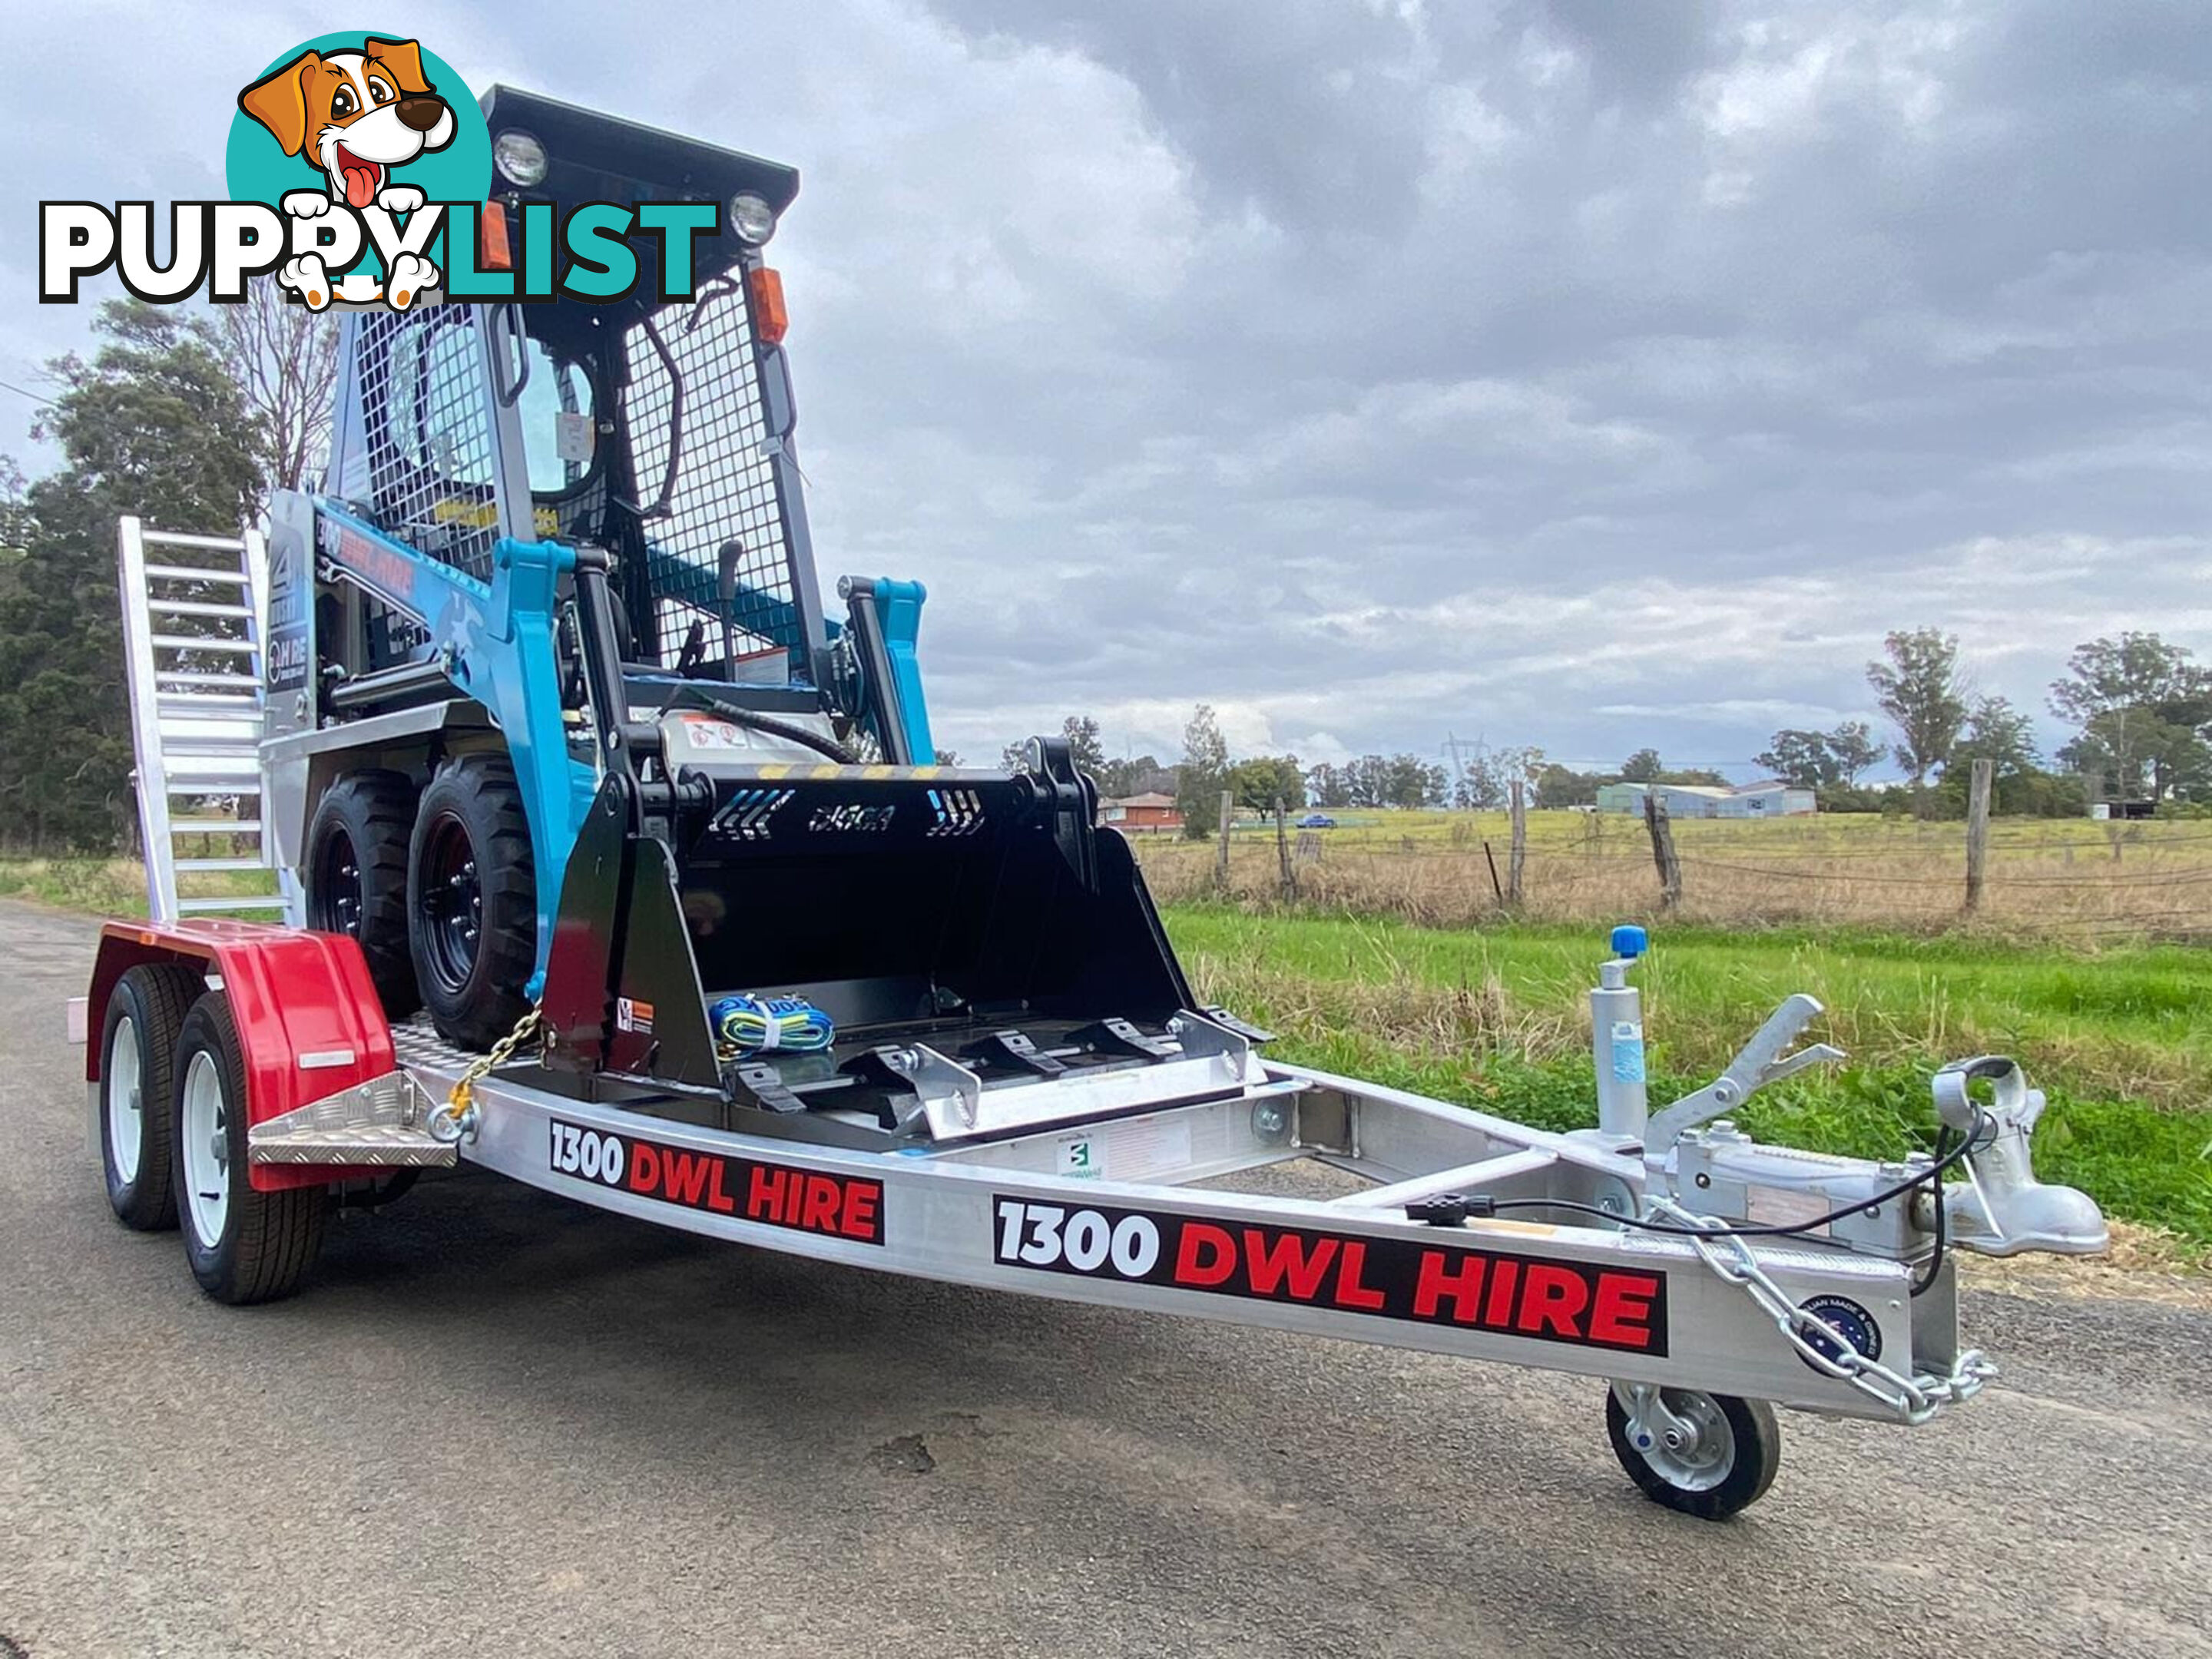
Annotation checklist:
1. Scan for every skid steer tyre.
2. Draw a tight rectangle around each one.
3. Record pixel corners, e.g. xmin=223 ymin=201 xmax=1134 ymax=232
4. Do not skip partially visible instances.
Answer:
xmin=306 ymin=770 xmax=420 ymax=1019
xmin=99 ymin=962 xmax=199 ymax=1230
xmin=408 ymin=754 xmax=537 ymax=1051
xmin=173 ymin=991 xmax=329 ymax=1304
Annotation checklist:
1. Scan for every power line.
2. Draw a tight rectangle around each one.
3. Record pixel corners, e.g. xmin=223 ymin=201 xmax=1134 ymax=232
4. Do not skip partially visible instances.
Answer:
xmin=0 ymin=377 xmax=58 ymax=409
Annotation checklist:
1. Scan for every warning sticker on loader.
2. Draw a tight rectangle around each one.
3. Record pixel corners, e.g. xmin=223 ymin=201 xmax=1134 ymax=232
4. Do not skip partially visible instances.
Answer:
xmin=548 ymin=1120 xmax=883 ymax=1245
xmin=990 ymin=1197 xmax=1667 ymax=1356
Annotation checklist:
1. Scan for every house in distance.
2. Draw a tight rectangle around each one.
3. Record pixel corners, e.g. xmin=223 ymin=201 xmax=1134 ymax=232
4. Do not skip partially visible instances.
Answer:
xmin=1098 ymin=792 xmax=1184 ymax=833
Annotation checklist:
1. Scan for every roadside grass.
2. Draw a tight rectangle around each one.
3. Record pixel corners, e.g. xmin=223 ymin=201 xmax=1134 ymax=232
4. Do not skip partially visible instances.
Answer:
xmin=5 ymin=855 xmax=2202 ymax=1247
xmin=1164 ymin=905 xmax=2212 ymax=1249
xmin=0 ymin=856 xmax=274 ymax=918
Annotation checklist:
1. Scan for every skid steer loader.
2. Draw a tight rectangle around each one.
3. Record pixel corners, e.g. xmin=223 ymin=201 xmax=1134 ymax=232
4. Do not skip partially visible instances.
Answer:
xmin=261 ymin=86 xmax=1192 ymax=1113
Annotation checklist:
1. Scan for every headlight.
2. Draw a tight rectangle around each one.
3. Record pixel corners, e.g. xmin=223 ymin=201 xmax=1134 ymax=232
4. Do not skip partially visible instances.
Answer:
xmin=729 ymin=192 xmax=777 ymax=246
xmin=493 ymin=130 xmax=549 ymax=189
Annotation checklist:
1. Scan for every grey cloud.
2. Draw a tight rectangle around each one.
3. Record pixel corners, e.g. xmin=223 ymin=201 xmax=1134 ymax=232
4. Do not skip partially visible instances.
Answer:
xmin=2 ymin=1 xmax=2206 ymax=779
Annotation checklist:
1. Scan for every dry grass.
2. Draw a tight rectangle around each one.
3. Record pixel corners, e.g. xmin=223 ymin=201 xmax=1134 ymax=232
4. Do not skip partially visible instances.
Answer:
xmin=1137 ymin=810 xmax=2212 ymax=943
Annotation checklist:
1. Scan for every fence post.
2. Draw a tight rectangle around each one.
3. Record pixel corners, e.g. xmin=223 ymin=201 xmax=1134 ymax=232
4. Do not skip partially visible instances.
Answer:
xmin=1215 ymin=789 xmax=1235 ymax=893
xmin=1274 ymin=796 xmax=1296 ymax=902
xmin=1644 ymin=793 xmax=1682 ymax=910
xmin=1507 ymin=780 xmax=1527 ymax=906
xmin=1965 ymin=757 xmax=1992 ymax=912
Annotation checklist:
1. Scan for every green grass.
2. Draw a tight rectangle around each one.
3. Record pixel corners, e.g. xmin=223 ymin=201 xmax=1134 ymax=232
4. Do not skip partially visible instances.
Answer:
xmin=1164 ymin=904 xmax=2212 ymax=1248
xmin=0 ymin=856 xmax=276 ymax=918
xmin=5 ymin=856 xmax=2203 ymax=1247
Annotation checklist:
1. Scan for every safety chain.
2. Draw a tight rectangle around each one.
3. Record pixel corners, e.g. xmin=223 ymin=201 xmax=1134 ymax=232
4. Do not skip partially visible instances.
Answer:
xmin=427 ymin=1005 xmax=544 ymax=1145
xmin=1647 ymin=1197 xmax=1997 ymax=1425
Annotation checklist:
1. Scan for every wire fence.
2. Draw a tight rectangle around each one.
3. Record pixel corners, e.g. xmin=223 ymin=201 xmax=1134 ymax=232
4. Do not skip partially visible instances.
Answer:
xmin=1134 ymin=810 xmax=2212 ymax=942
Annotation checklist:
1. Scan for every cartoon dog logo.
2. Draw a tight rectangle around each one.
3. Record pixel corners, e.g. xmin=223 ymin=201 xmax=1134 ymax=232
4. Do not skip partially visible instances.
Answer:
xmin=238 ymin=37 xmax=453 ymax=310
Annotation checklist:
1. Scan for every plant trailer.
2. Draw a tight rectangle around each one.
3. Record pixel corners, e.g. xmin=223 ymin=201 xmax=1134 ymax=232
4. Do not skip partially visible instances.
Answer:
xmin=78 ymin=86 xmax=2108 ymax=1522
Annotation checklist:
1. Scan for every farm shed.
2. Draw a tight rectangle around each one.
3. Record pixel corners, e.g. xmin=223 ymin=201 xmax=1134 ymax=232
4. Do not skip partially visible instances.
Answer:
xmin=1596 ymin=781 xmax=1815 ymax=819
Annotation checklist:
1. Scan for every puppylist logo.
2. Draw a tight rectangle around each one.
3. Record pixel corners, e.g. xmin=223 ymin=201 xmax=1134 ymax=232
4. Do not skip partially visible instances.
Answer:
xmin=39 ymin=30 xmax=724 ymax=312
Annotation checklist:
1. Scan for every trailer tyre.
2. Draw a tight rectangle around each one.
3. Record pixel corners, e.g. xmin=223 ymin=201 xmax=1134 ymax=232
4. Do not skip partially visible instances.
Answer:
xmin=306 ymin=769 xmax=420 ymax=1018
xmin=172 ymin=992 xmax=328 ymax=1304
xmin=99 ymin=962 xmax=199 ymax=1230
xmin=408 ymin=755 xmax=537 ymax=1051
xmin=1605 ymin=1386 xmax=1780 ymax=1521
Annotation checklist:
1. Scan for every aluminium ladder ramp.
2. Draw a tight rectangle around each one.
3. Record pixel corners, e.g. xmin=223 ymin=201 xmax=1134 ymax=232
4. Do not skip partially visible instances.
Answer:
xmin=116 ymin=517 xmax=296 ymax=925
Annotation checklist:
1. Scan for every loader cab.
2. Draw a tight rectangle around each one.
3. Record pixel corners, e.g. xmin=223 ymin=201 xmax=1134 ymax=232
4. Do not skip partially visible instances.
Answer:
xmin=477 ymin=87 xmax=823 ymax=697
xmin=321 ymin=85 xmax=843 ymax=729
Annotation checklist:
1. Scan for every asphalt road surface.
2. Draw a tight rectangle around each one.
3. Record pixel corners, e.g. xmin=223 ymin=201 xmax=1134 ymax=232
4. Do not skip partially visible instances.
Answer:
xmin=3 ymin=900 xmax=2208 ymax=1658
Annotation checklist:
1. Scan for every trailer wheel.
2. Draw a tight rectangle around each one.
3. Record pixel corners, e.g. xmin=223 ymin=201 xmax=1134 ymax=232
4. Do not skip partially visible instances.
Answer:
xmin=306 ymin=769 xmax=420 ymax=1018
xmin=172 ymin=992 xmax=328 ymax=1304
xmin=408 ymin=754 xmax=536 ymax=1051
xmin=1605 ymin=1385 xmax=1780 ymax=1521
xmin=99 ymin=962 xmax=198 ymax=1230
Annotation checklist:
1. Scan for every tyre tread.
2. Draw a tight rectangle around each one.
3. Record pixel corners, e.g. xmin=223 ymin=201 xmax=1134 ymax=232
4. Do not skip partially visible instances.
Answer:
xmin=174 ymin=993 xmax=327 ymax=1305
xmin=101 ymin=962 xmax=201 ymax=1230
xmin=307 ymin=768 xmax=421 ymax=1018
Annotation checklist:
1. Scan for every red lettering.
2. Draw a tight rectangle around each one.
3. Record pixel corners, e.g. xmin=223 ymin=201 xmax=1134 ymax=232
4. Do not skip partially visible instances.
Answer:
xmin=799 ymin=1174 xmax=840 ymax=1233
xmin=661 ymin=1150 xmax=714 ymax=1208
xmin=1483 ymin=1259 xmax=1519 ymax=1326
xmin=1174 ymin=1222 xmax=1237 ymax=1286
xmin=1412 ymin=1248 xmax=1488 ymax=1321
xmin=1589 ymin=1272 xmax=1660 ymax=1350
xmin=1515 ymin=1264 xmax=1591 ymax=1337
xmin=628 ymin=1140 xmax=659 ymax=1194
xmin=1333 ymin=1240 xmax=1387 ymax=1311
xmin=1243 ymin=1230 xmax=1338 ymax=1301
xmin=843 ymin=1181 xmax=881 ymax=1241
xmin=746 ymin=1164 xmax=788 ymax=1222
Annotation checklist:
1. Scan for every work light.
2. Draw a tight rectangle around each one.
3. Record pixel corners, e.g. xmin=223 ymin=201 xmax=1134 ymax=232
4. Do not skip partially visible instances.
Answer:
xmin=729 ymin=192 xmax=777 ymax=246
xmin=493 ymin=130 xmax=549 ymax=189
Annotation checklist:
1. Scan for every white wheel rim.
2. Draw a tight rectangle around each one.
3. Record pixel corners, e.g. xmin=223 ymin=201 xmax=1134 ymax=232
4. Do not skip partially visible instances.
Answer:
xmin=1637 ymin=1390 xmax=1736 ymax=1492
xmin=106 ymin=1014 xmax=142 ymax=1183
xmin=180 ymin=1049 xmax=231 ymax=1247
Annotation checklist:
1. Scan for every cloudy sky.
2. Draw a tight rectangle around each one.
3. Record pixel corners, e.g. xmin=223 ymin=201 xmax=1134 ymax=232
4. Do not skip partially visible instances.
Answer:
xmin=5 ymin=2 xmax=2207 ymax=776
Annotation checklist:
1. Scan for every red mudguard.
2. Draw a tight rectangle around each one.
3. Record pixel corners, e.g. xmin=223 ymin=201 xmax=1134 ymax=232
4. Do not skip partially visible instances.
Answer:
xmin=86 ymin=919 xmax=398 ymax=1192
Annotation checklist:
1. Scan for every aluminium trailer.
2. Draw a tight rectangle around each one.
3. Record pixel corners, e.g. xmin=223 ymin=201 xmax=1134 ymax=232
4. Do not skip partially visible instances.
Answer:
xmin=81 ymin=85 xmax=2107 ymax=1524
xmin=82 ymin=905 xmax=2106 ymax=1522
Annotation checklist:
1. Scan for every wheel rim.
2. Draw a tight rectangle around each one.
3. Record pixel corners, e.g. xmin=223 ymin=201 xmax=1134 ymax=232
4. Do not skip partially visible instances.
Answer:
xmin=106 ymin=1013 xmax=142 ymax=1183
xmin=1631 ymin=1389 xmax=1735 ymax=1492
xmin=180 ymin=1049 xmax=231 ymax=1247
xmin=417 ymin=812 xmax=483 ymax=991
xmin=311 ymin=825 xmax=366 ymax=937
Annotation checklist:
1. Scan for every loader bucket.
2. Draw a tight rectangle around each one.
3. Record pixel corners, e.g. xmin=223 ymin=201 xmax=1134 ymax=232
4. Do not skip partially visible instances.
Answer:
xmin=539 ymin=750 xmax=1197 ymax=1108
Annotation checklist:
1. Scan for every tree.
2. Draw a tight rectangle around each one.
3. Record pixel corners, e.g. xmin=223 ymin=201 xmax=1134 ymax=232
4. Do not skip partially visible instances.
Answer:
xmin=1620 ymin=747 xmax=1663 ymax=783
xmin=1826 ymin=720 xmax=1883 ymax=784
xmin=1757 ymin=721 xmax=1885 ymax=790
xmin=1000 ymin=714 xmax=1107 ymax=777
xmin=1096 ymin=753 xmax=1168 ymax=799
xmin=1866 ymin=628 xmax=1967 ymax=791
xmin=1533 ymin=763 xmax=1602 ymax=807
xmin=1305 ymin=761 xmax=1353 ymax=809
xmin=1755 ymin=730 xmax=1839 ymax=789
xmin=1176 ymin=703 xmax=1230 ymax=838
xmin=932 ymin=748 xmax=962 ymax=767
xmin=215 ymin=281 xmax=339 ymax=512
xmin=1450 ymin=741 xmax=1544 ymax=810
xmin=0 ymin=300 xmax=263 ymax=849
xmin=1227 ymin=754 xmax=1305 ymax=813
xmin=1951 ymin=696 xmax=2039 ymax=781
xmin=2048 ymin=633 xmax=2212 ymax=803
xmin=1059 ymin=714 xmax=1107 ymax=776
